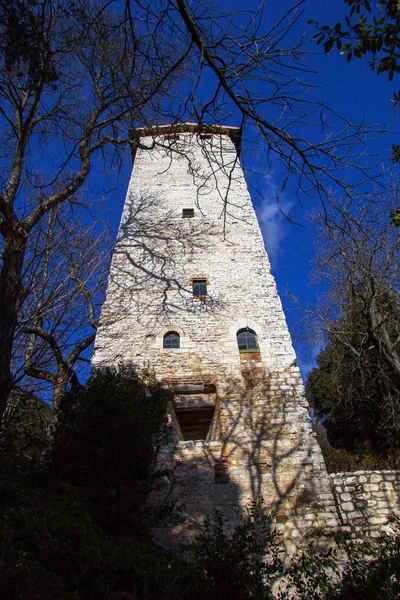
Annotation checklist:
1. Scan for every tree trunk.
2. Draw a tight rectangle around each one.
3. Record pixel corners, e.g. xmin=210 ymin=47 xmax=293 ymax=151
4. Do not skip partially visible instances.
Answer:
xmin=0 ymin=230 xmax=27 ymax=423
xmin=369 ymin=298 xmax=400 ymax=387
xmin=52 ymin=377 xmax=69 ymax=410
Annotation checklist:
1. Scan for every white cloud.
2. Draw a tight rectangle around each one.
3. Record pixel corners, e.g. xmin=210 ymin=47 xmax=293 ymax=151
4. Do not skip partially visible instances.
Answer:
xmin=254 ymin=174 xmax=293 ymax=265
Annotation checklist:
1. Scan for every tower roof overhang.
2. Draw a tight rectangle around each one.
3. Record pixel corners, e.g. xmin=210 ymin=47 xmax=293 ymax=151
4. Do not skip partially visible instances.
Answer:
xmin=130 ymin=123 xmax=242 ymax=162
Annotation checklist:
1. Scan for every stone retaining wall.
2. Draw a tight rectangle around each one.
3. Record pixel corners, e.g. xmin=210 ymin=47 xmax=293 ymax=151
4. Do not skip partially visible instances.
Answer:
xmin=330 ymin=471 xmax=400 ymax=537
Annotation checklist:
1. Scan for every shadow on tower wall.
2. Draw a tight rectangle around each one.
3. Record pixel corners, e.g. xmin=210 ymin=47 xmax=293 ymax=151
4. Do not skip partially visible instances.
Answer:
xmin=94 ymin=192 xmax=340 ymax=550
xmin=102 ymin=193 xmax=225 ymax=324
xmin=149 ymin=369 xmax=339 ymax=551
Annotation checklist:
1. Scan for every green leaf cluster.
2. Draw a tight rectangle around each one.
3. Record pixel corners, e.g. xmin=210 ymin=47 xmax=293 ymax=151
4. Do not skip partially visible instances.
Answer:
xmin=309 ymin=0 xmax=400 ymax=101
xmin=306 ymin=287 xmax=400 ymax=456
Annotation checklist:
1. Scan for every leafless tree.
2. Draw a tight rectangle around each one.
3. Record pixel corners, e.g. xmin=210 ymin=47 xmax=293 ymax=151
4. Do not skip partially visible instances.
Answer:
xmin=0 ymin=0 xmax=390 ymax=422
xmin=311 ymin=193 xmax=400 ymax=368
xmin=11 ymin=204 xmax=110 ymax=405
xmin=297 ymin=193 xmax=400 ymax=450
xmin=0 ymin=0 xmax=184 ymax=418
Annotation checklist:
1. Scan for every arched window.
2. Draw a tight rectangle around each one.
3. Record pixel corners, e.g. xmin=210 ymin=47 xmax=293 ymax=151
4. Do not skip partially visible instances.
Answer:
xmin=237 ymin=328 xmax=258 ymax=351
xmin=163 ymin=331 xmax=180 ymax=349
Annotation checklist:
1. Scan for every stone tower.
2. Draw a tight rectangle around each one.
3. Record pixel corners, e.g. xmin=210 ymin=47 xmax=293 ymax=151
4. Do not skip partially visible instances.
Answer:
xmin=93 ymin=123 xmax=339 ymax=549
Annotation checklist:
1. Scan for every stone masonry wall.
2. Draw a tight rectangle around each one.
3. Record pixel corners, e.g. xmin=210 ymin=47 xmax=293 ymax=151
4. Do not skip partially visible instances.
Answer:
xmin=93 ymin=127 xmax=295 ymax=379
xmin=330 ymin=471 xmax=400 ymax=537
xmin=94 ymin=125 xmax=340 ymax=549
xmin=150 ymin=365 xmax=340 ymax=552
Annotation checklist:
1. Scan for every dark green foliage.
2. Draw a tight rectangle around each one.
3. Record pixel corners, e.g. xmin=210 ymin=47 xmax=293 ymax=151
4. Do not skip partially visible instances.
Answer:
xmin=0 ymin=392 xmax=50 ymax=526
xmin=279 ymin=519 xmax=400 ymax=600
xmin=176 ymin=515 xmax=400 ymax=600
xmin=0 ymin=368 xmax=172 ymax=600
xmin=2 ymin=367 xmax=400 ymax=599
xmin=321 ymin=445 xmax=400 ymax=473
xmin=390 ymin=203 xmax=400 ymax=226
xmin=181 ymin=514 xmax=400 ymax=600
xmin=177 ymin=505 xmax=279 ymax=600
xmin=51 ymin=366 xmax=170 ymax=535
xmin=306 ymin=288 xmax=400 ymax=456
xmin=307 ymin=342 xmax=385 ymax=453
xmin=309 ymin=0 xmax=400 ymax=103
xmin=390 ymin=144 xmax=400 ymax=164
xmin=0 ymin=0 xmax=59 ymax=88
xmin=326 ymin=522 xmax=400 ymax=599
xmin=0 ymin=391 xmax=50 ymax=469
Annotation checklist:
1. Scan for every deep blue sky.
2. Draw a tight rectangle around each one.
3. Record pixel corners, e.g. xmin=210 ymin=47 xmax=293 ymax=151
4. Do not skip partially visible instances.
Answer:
xmin=101 ymin=0 xmax=399 ymax=379
xmin=238 ymin=0 xmax=399 ymax=377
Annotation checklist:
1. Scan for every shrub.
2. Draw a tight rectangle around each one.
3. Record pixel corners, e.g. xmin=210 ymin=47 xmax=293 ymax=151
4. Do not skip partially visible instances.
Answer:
xmin=50 ymin=366 xmax=170 ymax=534
xmin=2 ymin=368 xmax=400 ymax=600
xmin=283 ymin=519 xmax=400 ymax=600
xmin=172 ymin=503 xmax=282 ymax=600
xmin=0 ymin=367 xmax=172 ymax=600
xmin=326 ymin=521 xmax=400 ymax=600
xmin=322 ymin=446 xmax=400 ymax=473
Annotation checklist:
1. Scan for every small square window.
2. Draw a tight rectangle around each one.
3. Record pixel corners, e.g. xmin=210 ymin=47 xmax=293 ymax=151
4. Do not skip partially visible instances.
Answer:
xmin=193 ymin=279 xmax=207 ymax=297
xmin=182 ymin=208 xmax=194 ymax=218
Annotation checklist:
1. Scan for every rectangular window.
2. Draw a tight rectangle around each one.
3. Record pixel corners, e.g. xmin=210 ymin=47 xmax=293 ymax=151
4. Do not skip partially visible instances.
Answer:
xmin=199 ymin=133 xmax=213 ymax=140
xmin=175 ymin=406 xmax=215 ymax=441
xmin=193 ymin=279 xmax=207 ymax=297
xmin=182 ymin=208 xmax=194 ymax=218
